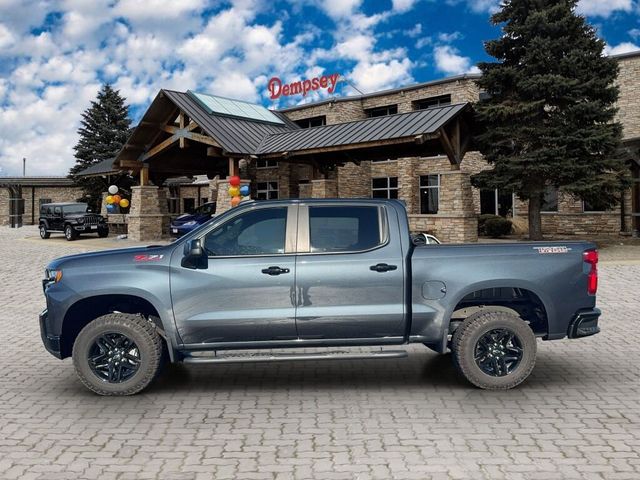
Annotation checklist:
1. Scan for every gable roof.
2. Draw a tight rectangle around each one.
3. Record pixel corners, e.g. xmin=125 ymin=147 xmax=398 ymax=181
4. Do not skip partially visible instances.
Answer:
xmin=75 ymin=158 xmax=118 ymax=177
xmin=257 ymin=103 xmax=469 ymax=154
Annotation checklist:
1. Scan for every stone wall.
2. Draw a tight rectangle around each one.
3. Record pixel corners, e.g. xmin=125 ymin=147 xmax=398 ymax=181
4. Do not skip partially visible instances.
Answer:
xmin=127 ymin=186 xmax=170 ymax=241
xmin=617 ymin=54 xmax=640 ymax=140
xmin=0 ymin=185 xmax=83 ymax=226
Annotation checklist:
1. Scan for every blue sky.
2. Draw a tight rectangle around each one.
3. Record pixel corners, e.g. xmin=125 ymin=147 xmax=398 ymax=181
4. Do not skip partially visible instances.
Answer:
xmin=0 ymin=0 xmax=639 ymax=176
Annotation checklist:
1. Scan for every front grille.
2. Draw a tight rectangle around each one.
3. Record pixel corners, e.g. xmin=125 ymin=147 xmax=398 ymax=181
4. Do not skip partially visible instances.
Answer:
xmin=83 ymin=214 xmax=101 ymax=226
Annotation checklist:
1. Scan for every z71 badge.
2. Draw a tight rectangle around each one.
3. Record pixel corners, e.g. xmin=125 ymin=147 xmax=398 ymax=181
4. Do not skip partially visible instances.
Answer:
xmin=134 ymin=254 xmax=164 ymax=262
xmin=533 ymin=246 xmax=571 ymax=254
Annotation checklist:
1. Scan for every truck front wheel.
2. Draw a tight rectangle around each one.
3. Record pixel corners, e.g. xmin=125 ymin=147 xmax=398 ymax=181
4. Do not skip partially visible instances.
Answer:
xmin=451 ymin=310 xmax=536 ymax=390
xmin=72 ymin=313 xmax=165 ymax=395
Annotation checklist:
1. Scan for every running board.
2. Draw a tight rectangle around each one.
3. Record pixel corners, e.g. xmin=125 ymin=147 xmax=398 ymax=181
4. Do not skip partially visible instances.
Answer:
xmin=182 ymin=349 xmax=408 ymax=364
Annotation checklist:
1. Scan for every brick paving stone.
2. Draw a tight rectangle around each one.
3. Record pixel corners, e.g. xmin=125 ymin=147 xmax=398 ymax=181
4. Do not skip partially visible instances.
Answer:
xmin=0 ymin=226 xmax=638 ymax=479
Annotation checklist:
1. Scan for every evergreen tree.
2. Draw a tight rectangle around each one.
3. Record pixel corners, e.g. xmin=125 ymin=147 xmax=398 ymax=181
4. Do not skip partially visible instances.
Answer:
xmin=472 ymin=0 xmax=625 ymax=240
xmin=69 ymin=84 xmax=132 ymax=210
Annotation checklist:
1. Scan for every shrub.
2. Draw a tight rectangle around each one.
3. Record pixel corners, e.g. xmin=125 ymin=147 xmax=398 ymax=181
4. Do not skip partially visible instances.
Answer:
xmin=484 ymin=216 xmax=513 ymax=238
xmin=478 ymin=214 xmax=500 ymax=235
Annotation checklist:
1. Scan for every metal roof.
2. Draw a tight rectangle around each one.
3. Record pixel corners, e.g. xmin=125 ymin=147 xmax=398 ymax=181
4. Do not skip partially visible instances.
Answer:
xmin=0 ymin=176 xmax=76 ymax=187
xmin=162 ymin=90 xmax=297 ymax=155
xmin=257 ymin=103 xmax=469 ymax=154
xmin=75 ymin=158 xmax=118 ymax=177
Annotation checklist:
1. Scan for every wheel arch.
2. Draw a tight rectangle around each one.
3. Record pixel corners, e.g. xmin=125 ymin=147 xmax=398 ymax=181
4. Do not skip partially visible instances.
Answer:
xmin=435 ymin=280 xmax=553 ymax=353
xmin=60 ymin=294 xmax=170 ymax=359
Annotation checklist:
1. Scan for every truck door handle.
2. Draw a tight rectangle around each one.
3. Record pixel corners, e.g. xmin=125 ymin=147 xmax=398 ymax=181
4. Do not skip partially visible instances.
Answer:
xmin=261 ymin=266 xmax=290 ymax=276
xmin=370 ymin=263 xmax=397 ymax=273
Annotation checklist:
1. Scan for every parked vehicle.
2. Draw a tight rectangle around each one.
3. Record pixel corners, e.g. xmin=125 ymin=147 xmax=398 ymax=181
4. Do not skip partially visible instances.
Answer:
xmin=411 ymin=232 xmax=441 ymax=245
xmin=40 ymin=199 xmax=600 ymax=395
xmin=39 ymin=203 xmax=108 ymax=241
xmin=170 ymin=202 xmax=216 ymax=237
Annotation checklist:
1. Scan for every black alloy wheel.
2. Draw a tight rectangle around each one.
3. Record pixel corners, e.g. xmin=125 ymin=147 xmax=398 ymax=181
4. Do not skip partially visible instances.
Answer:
xmin=39 ymin=224 xmax=50 ymax=239
xmin=473 ymin=328 xmax=523 ymax=377
xmin=64 ymin=224 xmax=77 ymax=241
xmin=87 ymin=332 xmax=141 ymax=383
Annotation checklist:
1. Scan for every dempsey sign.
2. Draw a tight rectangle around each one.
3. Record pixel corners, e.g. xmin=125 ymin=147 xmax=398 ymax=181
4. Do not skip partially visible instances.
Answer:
xmin=268 ymin=73 xmax=340 ymax=100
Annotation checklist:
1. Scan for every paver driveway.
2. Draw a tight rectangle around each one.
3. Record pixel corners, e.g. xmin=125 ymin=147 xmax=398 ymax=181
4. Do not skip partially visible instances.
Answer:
xmin=1 ymin=226 xmax=639 ymax=480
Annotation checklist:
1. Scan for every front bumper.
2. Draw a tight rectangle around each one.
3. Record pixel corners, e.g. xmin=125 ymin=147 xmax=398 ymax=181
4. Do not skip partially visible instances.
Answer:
xmin=39 ymin=309 xmax=62 ymax=358
xmin=73 ymin=224 xmax=107 ymax=232
xmin=170 ymin=225 xmax=196 ymax=237
xmin=567 ymin=308 xmax=601 ymax=339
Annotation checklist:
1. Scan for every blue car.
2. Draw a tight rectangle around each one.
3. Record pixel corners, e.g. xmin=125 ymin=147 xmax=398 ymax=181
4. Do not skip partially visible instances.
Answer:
xmin=170 ymin=202 xmax=216 ymax=237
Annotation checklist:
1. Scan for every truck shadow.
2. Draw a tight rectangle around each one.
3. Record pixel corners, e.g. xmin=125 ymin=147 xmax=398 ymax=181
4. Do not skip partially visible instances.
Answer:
xmin=149 ymin=351 xmax=470 ymax=393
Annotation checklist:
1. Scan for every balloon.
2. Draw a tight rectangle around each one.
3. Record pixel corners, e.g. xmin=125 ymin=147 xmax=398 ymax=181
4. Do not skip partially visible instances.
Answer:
xmin=106 ymin=195 xmax=114 ymax=204
xmin=229 ymin=175 xmax=241 ymax=187
xmin=239 ymin=185 xmax=250 ymax=197
xmin=230 ymin=196 xmax=242 ymax=207
xmin=112 ymin=195 xmax=121 ymax=204
xmin=119 ymin=198 xmax=129 ymax=208
xmin=108 ymin=185 xmax=118 ymax=195
xmin=228 ymin=186 xmax=240 ymax=197
xmin=106 ymin=204 xmax=116 ymax=212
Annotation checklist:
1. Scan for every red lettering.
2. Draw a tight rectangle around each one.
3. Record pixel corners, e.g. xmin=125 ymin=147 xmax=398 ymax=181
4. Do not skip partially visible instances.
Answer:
xmin=311 ymin=78 xmax=320 ymax=90
xmin=327 ymin=73 xmax=340 ymax=94
xmin=282 ymin=84 xmax=290 ymax=95
xmin=268 ymin=77 xmax=282 ymax=99
xmin=319 ymin=76 xmax=328 ymax=88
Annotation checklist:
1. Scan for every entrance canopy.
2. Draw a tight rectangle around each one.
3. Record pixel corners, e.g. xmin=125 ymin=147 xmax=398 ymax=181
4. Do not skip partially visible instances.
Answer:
xmin=114 ymin=89 xmax=474 ymax=183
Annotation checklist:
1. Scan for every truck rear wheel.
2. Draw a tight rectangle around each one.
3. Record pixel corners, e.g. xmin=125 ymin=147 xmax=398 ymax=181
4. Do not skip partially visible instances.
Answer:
xmin=39 ymin=224 xmax=50 ymax=239
xmin=72 ymin=313 xmax=164 ymax=396
xmin=451 ymin=310 xmax=536 ymax=390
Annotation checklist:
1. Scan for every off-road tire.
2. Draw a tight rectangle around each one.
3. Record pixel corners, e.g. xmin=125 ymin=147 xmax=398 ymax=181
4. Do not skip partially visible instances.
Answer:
xmin=98 ymin=228 xmax=109 ymax=238
xmin=39 ymin=224 xmax=50 ymax=239
xmin=72 ymin=313 xmax=164 ymax=396
xmin=64 ymin=224 xmax=78 ymax=241
xmin=451 ymin=310 xmax=536 ymax=390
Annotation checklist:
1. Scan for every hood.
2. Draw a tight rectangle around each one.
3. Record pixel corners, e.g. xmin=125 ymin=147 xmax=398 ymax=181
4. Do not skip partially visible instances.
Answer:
xmin=46 ymin=244 xmax=172 ymax=271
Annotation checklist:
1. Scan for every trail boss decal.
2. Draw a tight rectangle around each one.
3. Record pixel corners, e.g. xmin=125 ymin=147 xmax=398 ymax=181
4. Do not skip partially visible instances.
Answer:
xmin=134 ymin=254 xmax=165 ymax=262
xmin=268 ymin=73 xmax=340 ymax=99
xmin=533 ymin=246 xmax=572 ymax=254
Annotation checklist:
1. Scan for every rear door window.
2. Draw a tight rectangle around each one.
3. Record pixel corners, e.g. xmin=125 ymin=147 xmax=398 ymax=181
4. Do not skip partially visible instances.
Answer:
xmin=308 ymin=206 xmax=383 ymax=253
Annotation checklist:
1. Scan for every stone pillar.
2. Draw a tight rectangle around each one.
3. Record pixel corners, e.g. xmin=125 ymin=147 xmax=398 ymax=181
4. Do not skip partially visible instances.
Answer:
xmin=127 ymin=186 xmax=170 ymax=241
xmin=299 ymin=182 xmax=312 ymax=198
xmin=215 ymin=178 xmax=250 ymax=214
xmin=398 ymin=157 xmax=419 ymax=214
xmin=100 ymin=192 xmax=109 ymax=216
xmin=311 ymin=178 xmax=338 ymax=198
xmin=338 ymin=161 xmax=371 ymax=198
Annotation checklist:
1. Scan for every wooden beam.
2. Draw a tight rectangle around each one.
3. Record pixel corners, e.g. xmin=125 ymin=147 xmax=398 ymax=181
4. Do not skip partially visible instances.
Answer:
xmin=119 ymin=159 xmax=143 ymax=169
xmin=140 ymin=166 xmax=149 ymax=186
xmin=139 ymin=134 xmax=179 ymax=162
xmin=438 ymin=127 xmax=460 ymax=165
xmin=207 ymin=146 xmax=224 ymax=157
xmin=178 ymin=112 xmax=187 ymax=149
xmin=184 ymin=132 xmax=221 ymax=148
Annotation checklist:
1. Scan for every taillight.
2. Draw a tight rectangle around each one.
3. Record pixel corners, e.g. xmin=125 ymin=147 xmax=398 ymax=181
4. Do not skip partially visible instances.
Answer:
xmin=583 ymin=249 xmax=598 ymax=295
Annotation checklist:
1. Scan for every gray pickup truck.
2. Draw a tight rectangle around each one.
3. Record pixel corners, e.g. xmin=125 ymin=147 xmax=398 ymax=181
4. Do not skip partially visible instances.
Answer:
xmin=40 ymin=199 xmax=600 ymax=395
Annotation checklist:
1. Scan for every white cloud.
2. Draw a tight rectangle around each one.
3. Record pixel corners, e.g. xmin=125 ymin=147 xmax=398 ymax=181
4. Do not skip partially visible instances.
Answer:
xmin=415 ymin=37 xmax=432 ymax=49
xmin=317 ymin=0 xmax=362 ymax=19
xmin=406 ymin=23 xmax=422 ymax=38
xmin=604 ymin=42 xmax=640 ymax=56
xmin=0 ymin=23 xmax=15 ymax=49
xmin=433 ymin=45 xmax=478 ymax=75
xmin=576 ymin=0 xmax=634 ymax=18
xmin=350 ymin=58 xmax=413 ymax=92
xmin=392 ymin=0 xmax=418 ymax=13
xmin=114 ymin=0 xmax=206 ymax=20
xmin=446 ymin=0 xmax=500 ymax=14
xmin=630 ymin=28 xmax=640 ymax=39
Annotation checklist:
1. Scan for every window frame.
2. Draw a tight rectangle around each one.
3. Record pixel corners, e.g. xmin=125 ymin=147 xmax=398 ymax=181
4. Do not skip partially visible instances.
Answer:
xmin=256 ymin=181 xmax=279 ymax=200
xmin=295 ymin=203 xmax=390 ymax=255
xmin=582 ymin=199 xmax=609 ymax=213
xmin=412 ymin=94 xmax=452 ymax=110
xmin=371 ymin=177 xmax=399 ymax=199
xmin=195 ymin=204 xmax=298 ymax=259
xmin=255 ymin=159 xmax=279 ymax=169
xmin=419 ymin=174 xmax=441 ymax=215
xmin=294 ymin=116 xmax=326 ymax=129
xmin=365 ymin=104 xmax=398 ymax=118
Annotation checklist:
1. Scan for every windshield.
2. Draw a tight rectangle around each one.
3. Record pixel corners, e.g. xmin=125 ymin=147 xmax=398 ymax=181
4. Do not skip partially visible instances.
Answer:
xmin=62 ymin=204 xmax=89 ymax=214
xmin=195 ymin=203 xmax=216 ymax=215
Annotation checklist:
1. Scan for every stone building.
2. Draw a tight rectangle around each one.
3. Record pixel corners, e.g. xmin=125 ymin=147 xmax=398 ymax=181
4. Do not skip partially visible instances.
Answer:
xmin=0 ymin=177 xmax=83 ymax=226
xmin=110 ymin=51 xmax=640 ymax=242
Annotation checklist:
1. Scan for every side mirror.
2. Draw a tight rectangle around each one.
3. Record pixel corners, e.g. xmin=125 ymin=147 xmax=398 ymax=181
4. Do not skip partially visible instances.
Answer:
xmin=181 ymin=239 xmax=208 ymax=269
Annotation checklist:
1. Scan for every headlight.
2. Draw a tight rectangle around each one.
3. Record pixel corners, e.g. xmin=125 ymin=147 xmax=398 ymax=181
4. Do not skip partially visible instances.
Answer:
xmin=77 ymin=218 xmax=84 ymax=224
xmin=183 ymin=221 xmax=197 ymax=226
xmin=45 ymin=269 xmax=63 ymax=284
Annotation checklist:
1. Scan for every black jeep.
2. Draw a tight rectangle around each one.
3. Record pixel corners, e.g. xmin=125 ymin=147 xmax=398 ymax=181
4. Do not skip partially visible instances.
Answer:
xmin=39 ymin=203 xmax=108 ymax=241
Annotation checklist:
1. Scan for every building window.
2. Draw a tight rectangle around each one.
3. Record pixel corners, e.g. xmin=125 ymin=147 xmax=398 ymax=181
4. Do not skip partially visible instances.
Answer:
xmin=295 ymin=116 xmax=326 ymax=128
xmin=256 ymin=181 xmax=279 ymax=200
xmin=371 ymin=177 xmax=398 ymax=199
xmin=583 ymin=199 xmax=608 ymax=212
xmin=168 ymin=186 xmax=180 ymax=214
xmin=480 ymin=189 xmax=513 ymax=217
xmin=420 ymin=175 xmax=440 ymax=214
xmin=256 ymin=159 xmax=278 ymax=169
xmin=365 ymin=104 xmax=398 ymax=117
xmin=413 ymin=94 xmax=452 ymax=110
xmin=183 ymin=198 xmax=195 ymax=213
xmin=541 ymin=186 xmax=558 ymax=212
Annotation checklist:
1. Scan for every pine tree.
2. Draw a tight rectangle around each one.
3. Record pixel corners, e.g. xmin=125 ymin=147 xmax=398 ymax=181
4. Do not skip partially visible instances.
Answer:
xmin=472 ymin=0 xmax=625 ymax=240
xmin=69 ymin=85 xmax=132 ymax=210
